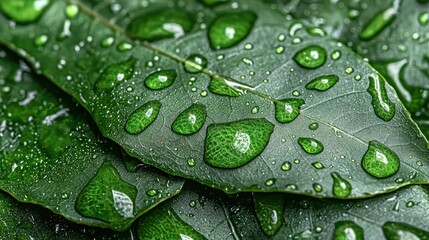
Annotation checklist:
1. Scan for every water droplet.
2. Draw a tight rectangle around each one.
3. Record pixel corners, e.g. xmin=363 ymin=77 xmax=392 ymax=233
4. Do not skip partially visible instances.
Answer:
xmin=127 ymin=9 xmax=193 ymax=41
xmin=331 ymin=172 xmax=351 ymax=198
xmin=298 ymin=138 xmax=324 ymax=155
xmin=251 ymin=106 xmax=259 ymax=114
xmin=275 ymin=98 xmax=305 ymax=123
xmin=418 ymin=12 xmax=429 ymax=26
xmin=361 ymin=140 xmax=400 ymax=178
xmin=204 ymin=118 xmax=274 ymax=168
xmin=0 ymin=0 xmax=51 ymax=23
xmin=244 ymin=43 xmax=253 ymax=50
xmin=144 ymin=69 xmax=177 ymax=90
xmin=359 ymin=2 xmax=399 ymax=40
xmin=281 ymin=161 xmax=292 ymax=171
xmin=34 ymin=35 xmax=49 ymax=46
xmin=208 ymin=75 xmax=249 ymax=97
xmin=146 ymin=189 xmax=158 ymax=196
xmin=265 ymin=179 xmax=276 ymax=186
xmin=76 ymin=162 xmax=137 ymax=224
xmin=312 ymin=162 xmax=325 ymax=169
xmin=117 ymin=42 xmax=133 ymax=52
xmin=65 ymin=4 xmax=79 ymax=19
xmin=305 ymin=75 xmax=339 ymax=92
xmin=208 ymin=11 xmax=257 ymax=49
xmin=345 ymin=67 xmax=354 ymax=74
xmin=307 ymin=27 xmax=326 ymax=36
xmin=187 ymin=158 xmax=196 ymax=167
xmin=292 ymin=90 xmax=300 ymax=97
xmin=253 ymin=193 xmax=285 ymax=236
xmin=125 ymin=100 xmax=161 ymax=135
xmin=172 ymin=103 xmax=206 ymax=135
xmin=293 ymin=45 xmax=327 ymax=69
xmin=383 ymin=222 xmax=429 ymax=240
xmin=331 ymin=50 xmax=341 ymax=60
xmin=333 ymin=221 xmax=364 ymax=240
xmin=101 ymin=36 xmax=115 ymax=47
xmin=94 ymin=58 xmax=136 ymax=92
xmin=275 ymin=46 xmax=285 ymax=54
xmin=367 ymin=74 xmax=396 ymax=121
xmin=308 ymin=122 xmax=319 ymax=130
xmin=184 ymin=54 xmax=208 ymax=73
xmin=312 ymin=183 xmax=323 ymax=192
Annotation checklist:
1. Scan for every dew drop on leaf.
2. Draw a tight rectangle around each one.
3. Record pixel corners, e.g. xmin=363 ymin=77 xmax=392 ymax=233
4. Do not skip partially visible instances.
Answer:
xmin=208 ymin=11 xmax=257 ymax=50
xmin=293 ymin=45 xmax=327 ymax=69
xmin=382 ymin=222 xmax=429 ymax=240
xmin=274 ymin=98 xmax=305 ymax=123
xmin=184 ymin=54 xmax=208 ymax=73
xmin=127 ymin=9 xmax=193 ymax=41
xmin=172 ymin=103 xmax=206 ymax=135
xmin=144 ymin=69 xmax=177 ymax=90
xmin=305 ymin=75 xmax=339 ymax=92
xmin=253 ymin=193 xmax=285 ymax=236
xmin=0 ymin=0 xmax=51 ymax=23
xmin=101 ymin=36 xmax=115 ymax=47
xmin=331 ymin=172 xmax=352 ymax=198
xmin=359 ymin=1 xmax=399 ymax=40
xmin=208 ymin=75 xmax=248 ymax=97
xmin=418 ymin=12 xmax=429 ymax=26
xmin=361 ymin=140 xmax=400 ymax=178
xmin=281 ymin=161 xmax=292 ymax=171
xmin=75 ymin=162 xmax=137 ymax=224
xmin=298 ymin=137 xmax=324 ymax=155
xmin=94 ymin=58 xmax=136 ymax=92
xmin=367 ymin=74 xmax=396 ymax=121
xmin=204 ymin=118 xmax=274 ymax=168
xmin=33 ymin=35 xmax=48 ymax=47
xmin=308 ymin=122 xmax=319 ymax=130
xmin=117 ymin=42 xmax=133 ymax=52
xmin=125 ymin=100 xmax=161 ymax=135
xmin=145 ymin=189 xmax=158 ymax=196
xmin=333 ymin=221 xmax=364 ymax=240
xmin=65 ymin=4 xmax=79 ymax=19
xmin=312 ymin=183 xmax=323 ymax=192
xmin=311 ymin=162 xmax=325 ymax=169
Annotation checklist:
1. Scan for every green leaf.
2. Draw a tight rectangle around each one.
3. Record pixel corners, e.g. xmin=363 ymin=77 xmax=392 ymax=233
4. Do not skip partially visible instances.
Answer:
xmin=0 ymin=190 xmax=136 ymax=239
xmin=281 ymin=0 xmax=429 ymax=135
xmin=1 ymin=0 xmax=429 ymax=198
xmin=136 ymin=182 xmax=429 ymax=239
xmin=0 ymin=48 xmax=183 ymax=230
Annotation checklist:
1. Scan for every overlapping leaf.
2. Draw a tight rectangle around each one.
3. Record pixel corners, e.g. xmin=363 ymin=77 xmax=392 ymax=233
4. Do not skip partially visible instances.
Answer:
xmin=1 ymin=0 xmax=429 ymax=198
xmin=0 ymin=49 xmax=183 ymax=230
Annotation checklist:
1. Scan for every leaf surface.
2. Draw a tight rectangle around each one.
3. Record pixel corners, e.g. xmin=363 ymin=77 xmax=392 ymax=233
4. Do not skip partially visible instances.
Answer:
xmin=1 ymin=0 xmax=429 ymax=198
xmin=0 ymin=48 xmax=183 ymax=230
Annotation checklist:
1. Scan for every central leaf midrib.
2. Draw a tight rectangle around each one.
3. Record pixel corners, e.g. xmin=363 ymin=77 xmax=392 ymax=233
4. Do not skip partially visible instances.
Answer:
xmin=68 ymin=0 xmax=374 ymax=149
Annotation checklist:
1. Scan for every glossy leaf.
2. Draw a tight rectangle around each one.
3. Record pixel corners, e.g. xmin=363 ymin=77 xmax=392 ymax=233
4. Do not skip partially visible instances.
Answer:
xmin=137 ymin=182 xmax=429 ymax=239
xmin=0 ymin=49 xmax=183 ymax=230
xmin=1 ymin=0 xmax=429 ymax=198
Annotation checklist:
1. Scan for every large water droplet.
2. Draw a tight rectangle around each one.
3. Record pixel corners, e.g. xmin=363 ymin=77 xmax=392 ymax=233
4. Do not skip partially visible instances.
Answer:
xmin=293 ymin=45 xmax=327 ymax=69
xmin=275 ymin=98 xmax=305 ymax=123
xmin=76 ymin=162 xmax=137 ymax=225
xmin=94 ymin=58 xmax=136 ymax=92
xmin=359 ymin=1 xmax=400 ymax=40
xmin=0 ymin=0 xmax=51 ymax=23
xmin=361 ymin=140 xmax=400 ymax=178
xmin=298 ymin=137 xmax=324 ymax=155
xmin=204 ymin=118 xmax=274 ymax=168
xmin=333 ymin=221 xmax=364 ymax=240
xmin=331 ymin=172 xmax=352 ymax=198
xmin=144 ymin=69 xmax=177 ymax=90
xmin=208 ymin=75 xmax=250 ymax=97
xmin=419 ymin=12 xmax=429 ymax=26
xmin=125 ymin=100 xmax=161 ymax=135
xmin=367 ymin=74 xmax=395 ymax=121
xmin=305 ymin=75 xmax=339 ymax=91
xmin=172 ymin=103 xmax=206 ymax=135
xmin=198 ymin=0 xmax=230 ymax=6
xmin=184 ymin=54 xmax=208 ymax=73
xmin=208 ymin=11 xmax=257 ymax=50
xmin=253 ymin=193 xmax=285 ymax=236
xmin=383 ymin=222 xmax=429 ymax=240
xmin=127 ymin=9 xmax=193 ymax=41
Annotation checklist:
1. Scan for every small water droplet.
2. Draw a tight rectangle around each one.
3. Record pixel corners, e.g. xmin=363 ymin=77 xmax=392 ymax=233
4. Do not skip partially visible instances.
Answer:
xmin=418 ymin=12 xmax=429 ymax=26
xmin=101 ymin=36 xmax=115 ymax=47
xmin=34 ymin=35 xmax=49 ymax=46
xmin=275 ymin=98 xmax=305 ymax=123
xmin=367 ymin=74 xmax=396 ymax=121
xmin=251 ymin=106 xmax=259 ymax=114
xmin=275 ymin=46 xmax=285 ymax=54
xmin=281 ymin=161 xmax=292 ymax=171
xmin=253 ymin=193 xmax=285 ymax=236
xmin=298 ymin=137 xmax=324 ymax=155
xmin=331 ymin=50 xmax=341 ymax=60
xmin=184 ymin=54 xmax=208 ymax=73
xmin=305 ymin=75 xmax=339 ymax=91
xmin=65 ymin=4 xmax=79 ymax=19
xmin=172 ymin=103 xmax=206 ymax=135
xmin=208 ymin=11 xmax=257 ymax=49
xmin=94 ymin=58 xmax=136 ymax=92
xmin=187 ymin=158 xmax=196 ymax=167
xmin=146 ymin=189 xmax=158 ymax=196
xmin=144 ymin=69 xmax=177 ymax=90
xmin=117 ymin=42 xmax=133 ymax=52
xmin=308 ymin=122 xmax=319 ymax=130
xmin=125 ymin=100 xmax=161 ymax=135
xmin=333 ymin=221 xmax=364 ymax=240
xmin=311 ymin=162 xmax=325 ymax=169
xmin=189 ymin=200 xmax=197 ymax=207
xmin=331 ymin=172 xmax=352 ymax=198
xmin=312 ymin=183 xmax=323 ymax=192
xmin=293 ymin=45 xmax=327 ymax=69
xmin=204 ymin=118 xmax=274 ymax=168
xmin=264 ymin=179 xmax=275 ymax=186
xmin=127 ymin=9 xmax=193 ymax=41
xmin=361 ymin=140 xmax=400 ymax=178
